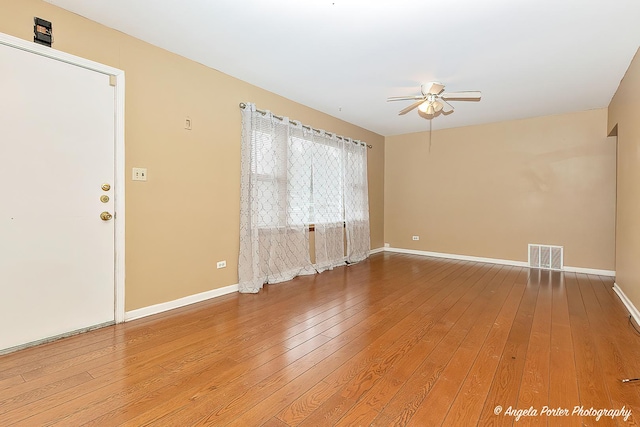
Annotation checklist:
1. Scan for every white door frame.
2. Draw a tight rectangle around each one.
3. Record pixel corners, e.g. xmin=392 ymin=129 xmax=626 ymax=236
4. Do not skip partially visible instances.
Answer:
xmin=0 ymin=32 xmax=126 ymax=323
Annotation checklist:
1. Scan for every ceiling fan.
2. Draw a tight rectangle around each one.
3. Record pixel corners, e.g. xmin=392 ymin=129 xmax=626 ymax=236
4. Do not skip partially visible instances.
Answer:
xmin=387 ymin=82 xmax=481 ymax=116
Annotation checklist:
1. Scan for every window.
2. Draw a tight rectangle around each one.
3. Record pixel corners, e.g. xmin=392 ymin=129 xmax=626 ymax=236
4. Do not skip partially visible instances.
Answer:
xmin=251 ymin=127 xmax=347 ymax=228
xmin=311 ymin=138 xmax=343 ymax=225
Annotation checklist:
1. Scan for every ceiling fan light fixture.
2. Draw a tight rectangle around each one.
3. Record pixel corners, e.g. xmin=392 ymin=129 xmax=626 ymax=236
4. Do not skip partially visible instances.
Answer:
xmin=388 ymin=83 xmax=481 ymax=118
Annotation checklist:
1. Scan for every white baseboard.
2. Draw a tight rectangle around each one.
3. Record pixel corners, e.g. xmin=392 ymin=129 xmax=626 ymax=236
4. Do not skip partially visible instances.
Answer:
xmin=613 ymin=283 xmax=640 ymax=326
xmin=369 ymin=247 xmax=385 ymax=255
xmin=563 ymin=266 xmax=616 ymax=277
xmin=383 ymin=247 xmax=615 ymax=277
xmin=125 ymin=283 xmax=239 ymax=322
xmin=384 ymin=247 xmax=528 ymax=267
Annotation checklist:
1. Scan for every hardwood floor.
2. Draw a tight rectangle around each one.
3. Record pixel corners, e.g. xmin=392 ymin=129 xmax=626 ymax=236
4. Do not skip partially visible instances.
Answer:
xmin=1 ymin=253 xmax=640 ymax=426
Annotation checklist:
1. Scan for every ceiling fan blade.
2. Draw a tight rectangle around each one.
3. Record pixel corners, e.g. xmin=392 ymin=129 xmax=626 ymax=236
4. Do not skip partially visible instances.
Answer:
xmin=387 ymin=95 xmax=425 ymax=102
xmin=421 ymin=82 xmax=445 ymax=96
xmin=439 ymin=98 xmax=454 ymax=112
xmin=398 ymin=99 xmax=426 ymax=115
xmin=441 ymin=91 xmax=482 ymax=100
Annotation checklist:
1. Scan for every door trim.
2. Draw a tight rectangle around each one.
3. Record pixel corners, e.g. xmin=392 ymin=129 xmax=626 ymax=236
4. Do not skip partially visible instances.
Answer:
xmin=0 ymin=32 xmax=126 ymax=323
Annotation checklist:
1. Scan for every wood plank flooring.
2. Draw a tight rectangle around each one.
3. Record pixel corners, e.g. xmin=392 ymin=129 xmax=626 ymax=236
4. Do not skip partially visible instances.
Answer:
xmin=1 ymin=253 xmax=640 ymax=426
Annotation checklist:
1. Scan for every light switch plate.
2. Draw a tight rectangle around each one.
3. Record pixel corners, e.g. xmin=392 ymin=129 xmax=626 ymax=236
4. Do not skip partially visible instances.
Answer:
xmin=132 ymin=167 xmax=147 ymax=181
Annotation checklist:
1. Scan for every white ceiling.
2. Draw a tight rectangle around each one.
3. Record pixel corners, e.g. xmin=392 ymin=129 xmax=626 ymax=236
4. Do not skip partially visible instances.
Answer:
xmin=46 ymin=0 xmax=640 ymax=136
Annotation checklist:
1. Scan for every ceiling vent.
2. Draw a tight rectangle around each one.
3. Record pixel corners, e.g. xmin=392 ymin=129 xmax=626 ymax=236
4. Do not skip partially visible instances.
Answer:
xmin=528 ymin=244 xmax=563 ymax=271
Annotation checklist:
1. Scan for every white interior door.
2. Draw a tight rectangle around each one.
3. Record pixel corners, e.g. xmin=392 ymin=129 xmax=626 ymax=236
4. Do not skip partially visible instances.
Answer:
xmin=0 ymin=41 xmax=117 ymax=352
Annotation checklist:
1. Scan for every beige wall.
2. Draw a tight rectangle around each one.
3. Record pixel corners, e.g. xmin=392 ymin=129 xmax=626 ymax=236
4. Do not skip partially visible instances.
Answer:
xmin=608 ymin=48 xmax=640 ymax=310
xmin=0 ymin=0 xmax=385 ymax=310
xmin=385 ymin=109 xmax=616 ymax=270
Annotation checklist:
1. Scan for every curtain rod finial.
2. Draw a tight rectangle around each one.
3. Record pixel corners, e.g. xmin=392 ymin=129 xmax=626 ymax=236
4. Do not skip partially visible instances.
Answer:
xmin=239 ymin=102 xmax=247 ymax=109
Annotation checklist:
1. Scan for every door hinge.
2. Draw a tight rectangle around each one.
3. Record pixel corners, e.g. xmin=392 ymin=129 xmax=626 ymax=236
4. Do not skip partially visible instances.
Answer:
xmin=109 ymin=75 xmax=116 ymax=87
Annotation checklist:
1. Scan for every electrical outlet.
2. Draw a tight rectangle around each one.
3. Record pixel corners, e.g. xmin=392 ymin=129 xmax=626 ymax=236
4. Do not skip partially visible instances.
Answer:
xmin=412 ymin=236 xmax=420 ymax=241
xmin=132 ymin=167 xmax=147 ymax=181
xmin=216 ymin=260 xmax=226 ymax=269
xmin=384 ymin=243 xmax=390 ymax=248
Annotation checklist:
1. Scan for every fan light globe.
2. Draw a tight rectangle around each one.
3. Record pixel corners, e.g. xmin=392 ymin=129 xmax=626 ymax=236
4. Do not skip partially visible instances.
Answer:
xmin=418 ymin=103 xmax=436 ymax=115
xmin=418 ymin=101 xmax=433 ymax=114
xmin=418 ymin=100 xmax=444 ymax=115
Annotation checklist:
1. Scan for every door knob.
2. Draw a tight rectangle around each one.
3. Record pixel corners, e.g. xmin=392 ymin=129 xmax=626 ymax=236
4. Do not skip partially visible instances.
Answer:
xmin=100 ymin=212 xmax=113 ymax=221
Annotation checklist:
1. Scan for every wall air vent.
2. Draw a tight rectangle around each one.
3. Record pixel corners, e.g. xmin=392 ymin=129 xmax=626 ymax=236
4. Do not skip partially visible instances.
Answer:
xmin=528 ymin=244 xmax=563 ymax=271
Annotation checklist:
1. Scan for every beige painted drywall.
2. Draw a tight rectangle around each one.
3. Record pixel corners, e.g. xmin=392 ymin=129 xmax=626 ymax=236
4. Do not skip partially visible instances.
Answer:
xmin=0 ymin=0 xmax=385 ymax=310
xmin=608 ymin=48 xmax=640 ymax=310
xmin=385 ymin=109 xmax=616 ymax=270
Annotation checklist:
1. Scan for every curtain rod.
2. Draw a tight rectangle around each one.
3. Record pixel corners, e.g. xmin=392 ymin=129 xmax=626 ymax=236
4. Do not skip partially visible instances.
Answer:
xmin=239 ymin=102 xmax=372 ymax=149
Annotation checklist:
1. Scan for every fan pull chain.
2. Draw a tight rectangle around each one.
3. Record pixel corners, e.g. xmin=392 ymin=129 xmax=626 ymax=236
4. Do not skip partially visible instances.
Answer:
xmin=428 ymin=118 xmax=432 ymax=153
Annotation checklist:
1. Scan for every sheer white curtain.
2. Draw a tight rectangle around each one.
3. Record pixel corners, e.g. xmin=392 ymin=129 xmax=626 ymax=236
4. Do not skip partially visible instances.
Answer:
xmin=312 ymin=131 xmax=346 ymax=272
xmin=344 ymin=140 xmax=370 ymax=263
xmin=238 ymin=104 xmax=314 ymax=293
xmin=238 ymin=103 xmax=369 ymax=293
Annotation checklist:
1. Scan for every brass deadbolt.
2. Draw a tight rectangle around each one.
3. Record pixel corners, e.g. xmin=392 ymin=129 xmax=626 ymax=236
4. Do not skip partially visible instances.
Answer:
xmin=101 ymin=183 xmax=111 ymax=191
xmin=100 ymin=212 xmax=113 ymax=221
xmin=100 ymin=195 xmax=110 ymax=203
